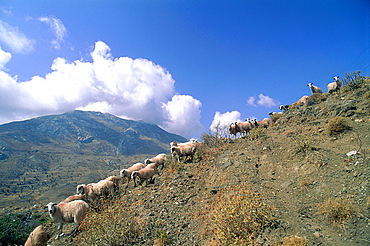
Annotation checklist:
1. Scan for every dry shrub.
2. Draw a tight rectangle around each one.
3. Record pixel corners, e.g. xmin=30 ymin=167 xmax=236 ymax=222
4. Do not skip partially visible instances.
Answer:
xmin=75 ymin=199 xmax=145 ymax=245
xmin=326 ymin=116 xmax=351 ymax=135
xmin=206 ymin=185 xmax=274 ymax=245
xmin=153 ymin=230 xmax=170 ymax=246
xmin=307 ymin=93 xmax=326 ymax=105
xmin=280 ymin=235 xmax=308 ymax=246
xmin=292 ymin=134 xmax=318 ymax=154
xmin=248 ymin=127 xmax=266 ymax=140
xmin=317 ymin=198 xmax=354 ymax=226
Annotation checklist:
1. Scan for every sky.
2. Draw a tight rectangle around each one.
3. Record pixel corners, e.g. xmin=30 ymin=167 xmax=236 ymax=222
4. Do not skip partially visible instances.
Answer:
xmin=0 ymin=0 xmax=369 ymax=139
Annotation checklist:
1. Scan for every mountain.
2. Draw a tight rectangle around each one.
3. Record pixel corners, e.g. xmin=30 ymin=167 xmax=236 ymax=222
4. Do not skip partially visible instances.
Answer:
xmin=0 ymin=110 xmax=187 ymax=208
xmin=0 ymin=110 xmax=186 ymax=156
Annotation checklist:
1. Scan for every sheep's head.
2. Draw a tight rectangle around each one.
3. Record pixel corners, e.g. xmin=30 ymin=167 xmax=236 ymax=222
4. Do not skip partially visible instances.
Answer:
xmin=46 ymin=202 xmax=56 ymax=215
xmin=76 ymin=184 xmax=86 ymax=195
xmin=307 ymin=83 xmax=313 ymax=87
xmin=119 ymin=169 xmax=126 ymax=177
xmin=144 ymin=158 xmax=151 ymax=165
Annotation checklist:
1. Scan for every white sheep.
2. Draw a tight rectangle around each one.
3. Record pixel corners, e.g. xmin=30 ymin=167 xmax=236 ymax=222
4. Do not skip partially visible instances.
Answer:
xmin=268 ymin=112 xmax=284 ymax=124
xmin=105 ymin=175 xmax=121 ymax=191
xmin=131 ymin=163 xmax=159 ymax=187
xmin=76 ymin=180 xmax=115 ymax=203
xmin=228 ymin=122 xmax=240 ymax=138
xmin=257 ymin=118 xmax=270 ymax=128
xmin=279 ymin=105 xmax=290 ymax=111
xmin=307 ymin=83 xmax=323 ymax=94
xmin=62 ymin=194 xmax=86 ymax=203
xmin=119 ymin=162 xmax=146 ymax=188
xmin=46 ymin=200 xmax=89 ymax=239
xmin=236 ymin=121 xmax=254 ymax=137
xmin=24 ymin=225 xmax=50 ymax=246
xmin=327 ymin=76 xmax=342 ymax=93
xmin=144 ymin=153 xmax=167 ymax=170
xmin=171 ymin=142 xmax=197 ymax=162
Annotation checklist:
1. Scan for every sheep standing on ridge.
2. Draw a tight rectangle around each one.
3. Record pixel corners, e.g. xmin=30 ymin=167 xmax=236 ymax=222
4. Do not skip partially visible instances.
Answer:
xmin=228 ymin=122 xmax=240 ymax=138
xmin=307 ymin=83 xmax=323 ymax=94
xmin=24 ymin=225 xmax=50 ymax=246
xmin=62 ymin=194 xmax=86 ymax=203
xmin=46 ymin=200 xmax=89 ymax=239
xmin=144 ymin=153 xmax=167 ymax=170
xmin=76 ymin=180 xmax=115 ymax=204
xmin=237 ymin=120 xmax=254 ymax=137
xmin=257 ymin=118 xmax=270 ymax=128
xmin=120 ymin=163 xmax=146 ymax=188
xmin=171 ymin=142 xmax=197 ymax=162
xmin=327 ymin=76 xmax=342 ymax=93
xmin=105 ymin=175 xmax=121 ymax=192
xmin=131 ymin=163 xmax=159 ymax=187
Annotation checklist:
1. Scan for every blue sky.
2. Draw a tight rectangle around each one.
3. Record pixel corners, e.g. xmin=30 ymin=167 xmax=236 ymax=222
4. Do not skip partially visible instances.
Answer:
xmin=0 ymin=1 xmax=369 ymax=138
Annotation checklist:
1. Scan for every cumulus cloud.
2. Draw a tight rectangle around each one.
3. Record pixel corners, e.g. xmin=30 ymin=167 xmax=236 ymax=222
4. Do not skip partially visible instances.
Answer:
xmin=38 ymin=16 xmax=67 ymax=49
xmin=247 ymin=94 xmax=279 ymax=108
xmin=0 ymin=20 xmax=35 ymax=53
xmin=0 ymin=46 xmax=11 ymax=70
xmin=0 ymin=41 xmax=202 ymax=138
xmin=210 ymin=111 xmax=241 ymax=136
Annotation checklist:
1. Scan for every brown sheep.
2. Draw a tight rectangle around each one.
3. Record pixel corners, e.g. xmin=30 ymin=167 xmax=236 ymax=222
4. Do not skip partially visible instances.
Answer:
xmin=24 ymin=225 xmax=50 ymax=246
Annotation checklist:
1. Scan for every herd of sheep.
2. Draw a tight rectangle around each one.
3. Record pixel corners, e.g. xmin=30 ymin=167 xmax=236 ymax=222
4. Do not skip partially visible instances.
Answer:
xmin=228 ymin=76 xmax=342 ymax=138
xmin=24 ymin=76 xmax=342 ymax=245
xmin=24 ymin=140 xmax=201 ymax=245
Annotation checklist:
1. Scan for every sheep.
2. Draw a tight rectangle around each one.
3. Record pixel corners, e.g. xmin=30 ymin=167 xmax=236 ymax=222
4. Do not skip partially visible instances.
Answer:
xmin=120 ymin=162 xmax=146 ymax=188
xmin=105 ymin=175 xmax=121 ymax=191
xmin=228 ymin=122 xmax=240 ymax=138
xmin=131 ymin=163 xmax=159 ymax=187
xmin=307 ymin=83 xmax=323 ymax=94
xmin=257 ymin=118 xmax=270 ymax=128
xmin=327 ymin=76 xmax=342 ymax=93
xmin=62 ymin=194 xmax=86 ymax=203
xmin=144 ymin=153 xmax=167 ymax=170
xmin=279 ymin=105 xmax=290 ymax=111
xmin=268 ymin=112 xmax=284 ymax=124
xmin=46 ymin=200 xmax=89 ymax=239
xmin=76 ymin=180 xmax=115 ymax=203
xmin=237 ymin=121 xmax=254 ymax=137
xmin=171 ymin=142 xmax=197 ymax=162
xmin=24 ymin=225 xmax=50 ymax=246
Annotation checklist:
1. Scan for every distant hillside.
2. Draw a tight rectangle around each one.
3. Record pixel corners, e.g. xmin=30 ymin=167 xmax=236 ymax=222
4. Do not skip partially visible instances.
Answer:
xmin=0 ymin=111 xmax=187 ymax=208
xmin=0 ymin=110 xmax=186 ymax=156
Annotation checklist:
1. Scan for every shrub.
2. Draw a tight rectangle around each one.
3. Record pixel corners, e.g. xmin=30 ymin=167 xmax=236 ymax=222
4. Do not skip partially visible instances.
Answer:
xmin=317 ymin=198 xmax=354 ymax=226
xmin=306 ymin=93 xmax=326 ymax=105
xmin=207 ymin=185 xmax=274 ymax=245
xmin=341 ymin=71 xmax=365 ymax=90
xmin=76 ymin=199 xmax=145 ymax=245
xmin=248 ymin=127 xmax=266 ymax=140
xmin=0 ymin=213 xmax=34 ymax=245
xmin=153 ymin=230 xmax=171 ymax=246
xmin=280 ymin=235 xmax=308 ymax=246
xmin=326 ymin=116 xmax=351 ymax=135
xmin=292 ymin=134 xmax=318 ymax=154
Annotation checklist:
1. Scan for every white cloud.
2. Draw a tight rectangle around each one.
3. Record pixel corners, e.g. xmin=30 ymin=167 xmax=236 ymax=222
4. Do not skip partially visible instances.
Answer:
xmin=38 ymin=16 xmax=67 ymax=49
xmin=210 ymin=111 xmax=241 ymax=136
xmin=161 ymin=95 xmax=203 ymax=138
xmin=0 ymin=46 xmax=11 ymax=70
xmin=247 ymin=96 xmax=256 ymax=106
xmin=0 ymin=20 xmax=35 ymax=53
xmin=247 ymin=94 xmax=279 ymax=108
xmin=0 ymin=41 xmax=203 ymax=138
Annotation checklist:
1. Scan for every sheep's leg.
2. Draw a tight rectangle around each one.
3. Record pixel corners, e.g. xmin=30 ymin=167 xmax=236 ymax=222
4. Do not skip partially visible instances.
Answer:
xmin=55 ymin=223 xmax=64 ymax=239
xmin=68 ymin=223 xmax=80 ymax=237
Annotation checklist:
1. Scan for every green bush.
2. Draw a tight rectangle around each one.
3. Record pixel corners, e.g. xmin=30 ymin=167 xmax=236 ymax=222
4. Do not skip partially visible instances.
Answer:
xmin=342 ymin=71 xmax=365 ymax=90
xmin=0 ymin=213 xmax=34 ymax=245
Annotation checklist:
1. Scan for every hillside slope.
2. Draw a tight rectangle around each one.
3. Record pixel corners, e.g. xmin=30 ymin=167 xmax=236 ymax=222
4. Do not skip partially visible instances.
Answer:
xmin=1 ymin=76 xmax=369 ymax=245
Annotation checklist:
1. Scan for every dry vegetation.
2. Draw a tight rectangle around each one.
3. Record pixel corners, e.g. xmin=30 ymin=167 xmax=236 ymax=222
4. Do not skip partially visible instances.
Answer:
xmin=1 ymin=72 xmax=369 ymax=245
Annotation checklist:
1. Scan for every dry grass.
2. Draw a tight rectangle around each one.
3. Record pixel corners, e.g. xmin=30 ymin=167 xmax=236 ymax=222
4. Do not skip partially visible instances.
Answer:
xmin=280 ymin=235 xmax=308 ymax=246
xmin=74 ymin=199 xmax=145 ymax=246
xmin=326 ymin=116 xmax=351 ymax=135
xmin=317 ymin=198 xmax=354 ymax=226
xmin=205 ymin=185 xmax=274 ymax=245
